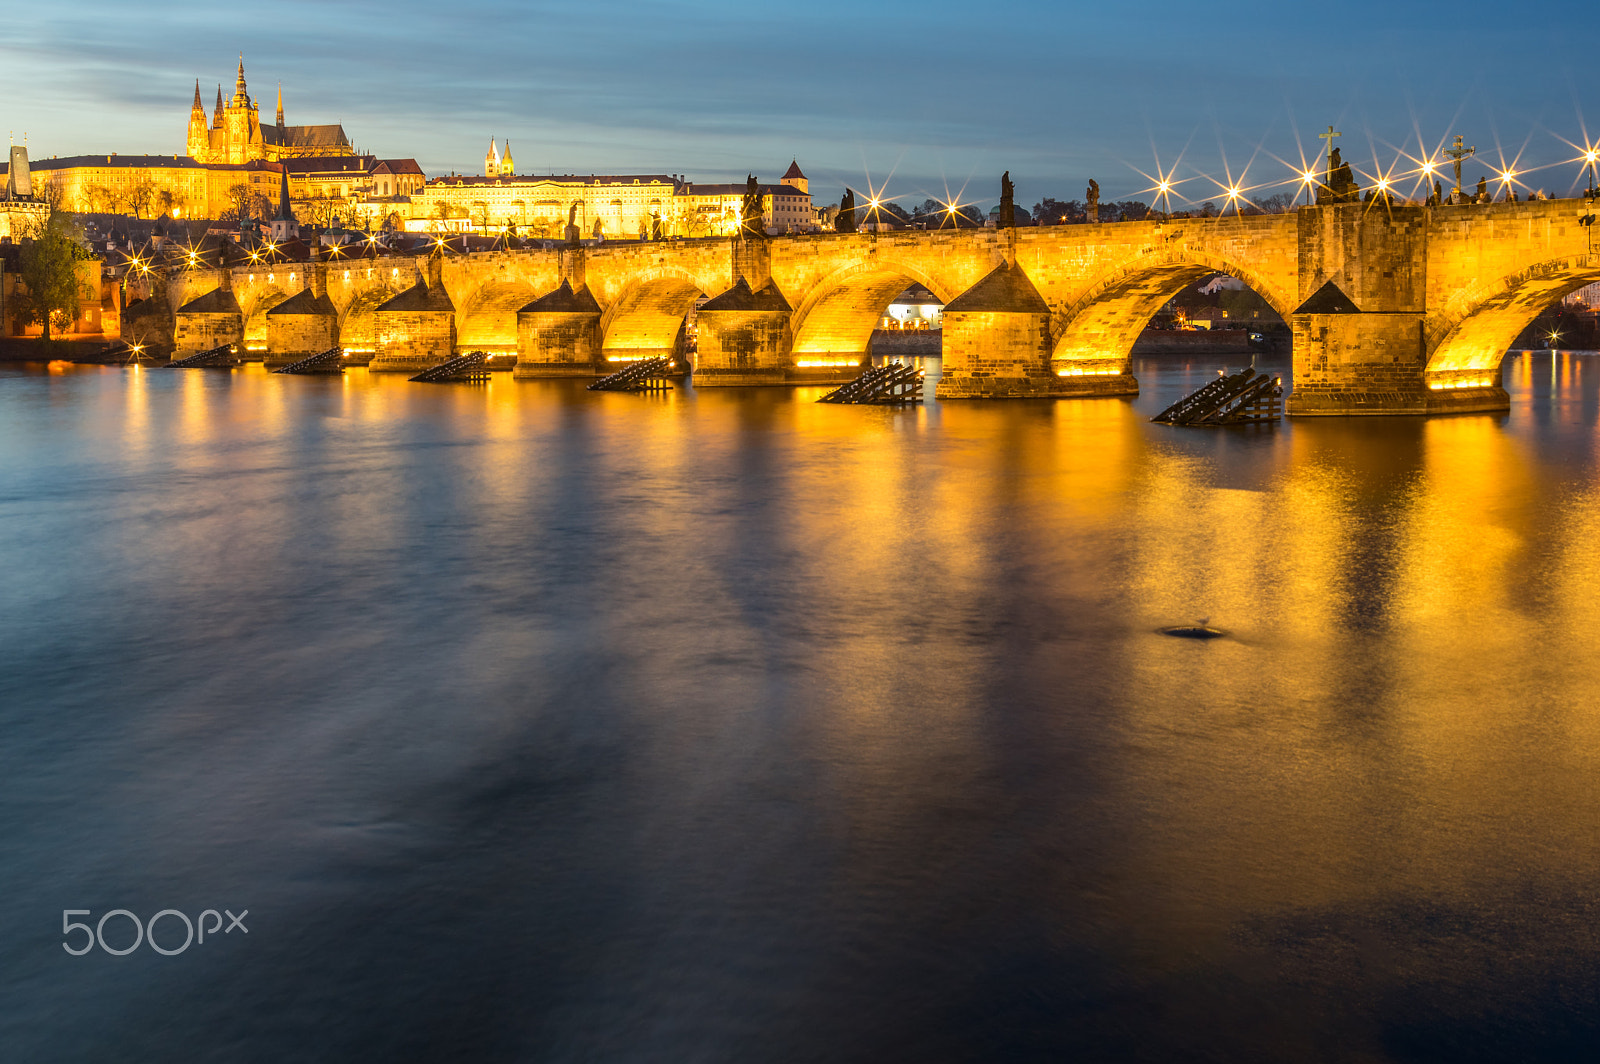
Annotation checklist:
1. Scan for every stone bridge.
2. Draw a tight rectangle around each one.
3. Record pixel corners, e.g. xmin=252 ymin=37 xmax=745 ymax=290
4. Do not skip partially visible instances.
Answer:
xmin=152 ymin=199 xmax=1600 ymax=414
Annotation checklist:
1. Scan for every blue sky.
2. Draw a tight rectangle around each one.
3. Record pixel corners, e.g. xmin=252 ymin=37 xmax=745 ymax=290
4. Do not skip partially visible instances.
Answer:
xmin=3 ymin=0 xmax=1597 ymax=212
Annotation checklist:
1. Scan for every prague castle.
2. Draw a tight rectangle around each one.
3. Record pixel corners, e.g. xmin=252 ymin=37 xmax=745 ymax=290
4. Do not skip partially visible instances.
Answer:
xmin=7 ymin=56 xmax=407 ymax=223
xmin=2 ymin=57 xmax=814 ymax=237
xmin=186 ymin=57 xmax=352 ymax=165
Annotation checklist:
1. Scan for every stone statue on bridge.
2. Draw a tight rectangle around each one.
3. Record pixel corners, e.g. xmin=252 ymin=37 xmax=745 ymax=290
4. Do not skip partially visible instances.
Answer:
xmin=837 ymin=189 xmax=856 ymax=233
xmin=741 ymin=174 xmax=766 ymax=240
xmin=1086 ymin=179 xmax=1100 ymax=223
xmin=565 ymin=203 xmax=581 ymax=245
xmin=1000 ymin=171 xmax=1015 ymax=228
xmin=1317 ymin=148 xmax=1360 ymax=205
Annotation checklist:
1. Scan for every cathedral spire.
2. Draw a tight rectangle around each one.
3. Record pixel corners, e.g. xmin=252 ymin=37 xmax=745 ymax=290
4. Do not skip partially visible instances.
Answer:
xmin=191 ymin=79 xmax=204 ymax=113
xmin=214 ymin=84 xmax=224 ymax=127
xmin=276 ymin=82 xmax=283 ymax=127
xmin=235 ymin=54 xmax=248 ymax=103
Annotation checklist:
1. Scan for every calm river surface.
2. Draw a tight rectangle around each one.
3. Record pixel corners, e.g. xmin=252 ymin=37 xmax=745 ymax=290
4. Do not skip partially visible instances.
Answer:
xmin=3 ymin=352 xmax=1599 ymax=1062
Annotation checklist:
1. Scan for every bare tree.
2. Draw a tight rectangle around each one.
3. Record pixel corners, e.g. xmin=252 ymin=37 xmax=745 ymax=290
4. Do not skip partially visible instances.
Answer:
xmin=123 ymin=173 xmax=155 ymax=219
xmin=1248 ymin=193 xmax=1296 ymax=214
xmin=225 ymin=183 xmax=254 ymax=221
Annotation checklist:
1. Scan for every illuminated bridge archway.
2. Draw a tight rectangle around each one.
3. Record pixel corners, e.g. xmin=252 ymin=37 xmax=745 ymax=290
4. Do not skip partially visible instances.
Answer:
xmin=789 ymin=261 xmax=959 ymax=367
xmin=599 ymin=270 xmax=706 ymax=363
xmin=1425 ymin=255 xmax=1600 ymax=389
xmin=457 ymin=280 xmax=540 ymax=354
xmin=1050 ymin=248 xmax=1296 ymax=373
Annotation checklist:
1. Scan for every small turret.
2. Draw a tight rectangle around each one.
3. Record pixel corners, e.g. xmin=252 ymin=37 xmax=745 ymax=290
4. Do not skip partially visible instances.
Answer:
xmin=781 ymin=159 xmax=808 ymax=195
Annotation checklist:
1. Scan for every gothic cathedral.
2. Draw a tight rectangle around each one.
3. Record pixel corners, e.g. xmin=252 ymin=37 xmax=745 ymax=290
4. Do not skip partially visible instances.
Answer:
xmin=186 ymin=57 xmax=354 ymax=165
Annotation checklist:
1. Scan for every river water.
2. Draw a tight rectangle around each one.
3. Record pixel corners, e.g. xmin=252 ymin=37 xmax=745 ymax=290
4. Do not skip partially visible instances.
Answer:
xmin=2 ymin=352 xmax=1598 ymax=1062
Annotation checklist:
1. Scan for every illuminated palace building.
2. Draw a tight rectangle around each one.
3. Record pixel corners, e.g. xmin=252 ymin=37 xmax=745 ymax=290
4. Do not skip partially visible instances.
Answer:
xmin=13 ymin=57 xmax=419 ymax=223
xmin=8 ymin=59 xmax=812 ymax=235
xmin=410 ymin=144 xmax=817 ymax=238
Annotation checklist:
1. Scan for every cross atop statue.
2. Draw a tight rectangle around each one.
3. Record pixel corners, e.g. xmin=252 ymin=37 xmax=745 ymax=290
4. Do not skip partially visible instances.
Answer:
xmin=1444 ymin=135 xmax=1476 ymax=196
xmin=1319 ymin=126 xmax=1341 ymax=170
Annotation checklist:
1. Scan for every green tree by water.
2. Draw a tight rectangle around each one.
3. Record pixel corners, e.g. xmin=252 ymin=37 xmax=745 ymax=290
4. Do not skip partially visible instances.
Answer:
xmin=16 ymin=213 xmax=90 ymax=343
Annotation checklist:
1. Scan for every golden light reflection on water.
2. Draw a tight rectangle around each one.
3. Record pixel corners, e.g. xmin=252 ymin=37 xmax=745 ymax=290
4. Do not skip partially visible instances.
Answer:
xmin=17 ymin=355 xmax=1600 ymax=953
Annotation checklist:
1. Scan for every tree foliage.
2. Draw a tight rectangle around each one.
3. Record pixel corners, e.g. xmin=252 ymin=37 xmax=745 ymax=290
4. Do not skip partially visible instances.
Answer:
xmin=15 ymin=212 xmax=90 ymax=342
xmin=1032 ymin=198 xmax=1082 ymax=225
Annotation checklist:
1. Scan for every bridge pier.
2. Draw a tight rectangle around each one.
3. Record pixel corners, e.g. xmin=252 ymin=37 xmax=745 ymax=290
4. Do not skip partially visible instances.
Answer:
xmin=1284 ymin=206 xmax=1511 ymax=416
xmin=370 ymin=249 xmax=456 ymax=373
xmin=937 ymin=262 xmax=1138 ymax=399
xmin=172 ymin=267 xmax=243 ymax=361
xmin=1286 ymin=310 xmax=1508 ymax=415
xmin=513 ymin=281 xmax=603 ymax=377
xmin=692 ymin=277 xmax=798 ymax=387
xmin=264 ymin=264 xmax=338 ymax=367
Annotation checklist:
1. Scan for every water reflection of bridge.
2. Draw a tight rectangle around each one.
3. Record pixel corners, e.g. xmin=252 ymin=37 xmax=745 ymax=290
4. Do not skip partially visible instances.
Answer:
xmin=156 ymin=201 xmax=1600 ymax=415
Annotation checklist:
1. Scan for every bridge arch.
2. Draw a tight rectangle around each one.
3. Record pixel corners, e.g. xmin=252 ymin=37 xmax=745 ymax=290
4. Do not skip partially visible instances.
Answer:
xmin=457 ymin=279 xmax=540 ymax=353
xmin=599 ymin=268 xmax=707 ymax=360
xmin=1425 ymin=255 xmax=1600 ymax=386
xmin=1051 ymin=246 xmax=1296 ymax=366
xmin=788 ymin=260 xmax=962 ymax=362
xmin=241 ymin=286 xmax=291 ymax=350
xmin=337 ymin=283 xmax=402 ymax=353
